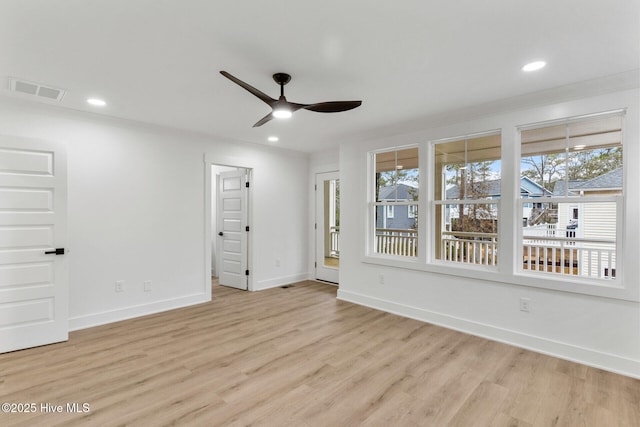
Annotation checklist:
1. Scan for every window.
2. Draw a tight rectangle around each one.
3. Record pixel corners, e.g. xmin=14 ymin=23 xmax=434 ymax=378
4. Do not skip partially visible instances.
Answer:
xmin=364 ymin=109 xmax=627 ymax=294
xmin=519 ymin=112 xmax=623 ymax=281
xmin=386 ymin=205 xmax=395 ymax=218
xmin=371 ymin=147 xmax=419 ymax=257
xmin=433 ymin=132 xmax=501 ymax=267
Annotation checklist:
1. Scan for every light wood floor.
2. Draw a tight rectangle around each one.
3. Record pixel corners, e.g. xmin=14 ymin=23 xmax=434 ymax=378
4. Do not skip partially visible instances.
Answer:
xmin=0 ymin=281 xmax=638 ymax=427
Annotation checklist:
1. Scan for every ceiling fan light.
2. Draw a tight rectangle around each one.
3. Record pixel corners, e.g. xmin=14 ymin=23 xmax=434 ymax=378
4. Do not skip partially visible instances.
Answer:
xmin=273 ymin=108 xmax=292 ymax=119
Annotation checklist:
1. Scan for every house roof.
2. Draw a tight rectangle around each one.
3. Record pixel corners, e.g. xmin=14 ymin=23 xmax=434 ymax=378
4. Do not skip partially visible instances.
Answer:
xmin=378 ymin=184 xmax=418 ymax=201
xmin=551 ymin=180 xmax=582 ymax=196
xmin=552 ymin=168 xmax=623 ymax=195
xmin=572 ymin=168 xmax=623 ymax=190
xmin=445 ymin=177 xmax=551 ymax=199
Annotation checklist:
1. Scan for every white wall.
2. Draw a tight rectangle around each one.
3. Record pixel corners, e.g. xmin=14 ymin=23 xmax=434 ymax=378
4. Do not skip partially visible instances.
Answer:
xmin=0 ymin=97 xmax=310 ymax=329
xmin=204 ymin=142 xmax=310 ymax=291
xmin=337 ymin=88 xmax=640 ymax=378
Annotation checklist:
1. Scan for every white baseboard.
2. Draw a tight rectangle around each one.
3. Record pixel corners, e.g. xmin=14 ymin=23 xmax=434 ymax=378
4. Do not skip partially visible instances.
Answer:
xmin=253 ymin=273 xmax=310 ymax=291
xmin=337 ymin=289 xmax=640 ymax=379
xmin=69 ymin=293 xmax=211 ymax=331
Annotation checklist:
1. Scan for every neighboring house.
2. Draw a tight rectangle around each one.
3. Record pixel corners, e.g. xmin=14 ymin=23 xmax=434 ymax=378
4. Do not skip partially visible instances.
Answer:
xmin=444 ymin=176 xmax=552 ymax=226
xmin=553 ymin=168 xmax=622 ymax=232
xmin=442 ymin=171 xmax=621 ymax=278
xmin=443 ymin=170 xmax=621 ymax=235
xmin=376 ymin=184 xmax=418 ymax=230
xmin=553 ymin=167 xmax=622 ymax=197
xmin=445 ymin=176 xmax=550 ymax=199
xmin=553 ymin=168 xmax=622 ymax=276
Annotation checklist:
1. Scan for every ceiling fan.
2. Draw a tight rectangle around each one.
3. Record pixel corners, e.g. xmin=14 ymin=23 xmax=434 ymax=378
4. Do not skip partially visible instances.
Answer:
xmin=220 ymin=71 xmax=362 ymax=127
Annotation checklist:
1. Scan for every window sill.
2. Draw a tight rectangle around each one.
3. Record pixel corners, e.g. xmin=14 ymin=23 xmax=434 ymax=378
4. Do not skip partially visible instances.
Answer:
xmin=361 ymin=254 xmax=638 ymax=302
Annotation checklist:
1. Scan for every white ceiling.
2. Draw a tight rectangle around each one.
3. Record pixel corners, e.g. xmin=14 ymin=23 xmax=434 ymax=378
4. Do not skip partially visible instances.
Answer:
xmin=1 ymin=1 xmax=638 ymax=153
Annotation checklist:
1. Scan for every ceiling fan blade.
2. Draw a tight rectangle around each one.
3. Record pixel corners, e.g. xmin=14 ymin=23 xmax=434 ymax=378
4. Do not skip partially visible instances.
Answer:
xmin=220 ymin=71 xmax=276 ymax=106
xmin=300 ymin=100 xmax=362 ymax=113
xmin=252 ymin=112 xmax=274 ymax=127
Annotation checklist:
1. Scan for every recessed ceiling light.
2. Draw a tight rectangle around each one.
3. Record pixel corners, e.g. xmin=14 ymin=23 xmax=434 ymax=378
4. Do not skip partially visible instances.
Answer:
xmin=522 ymin=61 xmax=546 ymax=72
xmin=87 ymin=98 xmax=106 ymax=107
xmin=268 ymin=136 xmax=279 ymax=142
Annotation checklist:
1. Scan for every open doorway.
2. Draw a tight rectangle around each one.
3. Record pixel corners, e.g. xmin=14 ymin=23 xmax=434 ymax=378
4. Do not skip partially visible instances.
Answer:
xmin=211 ymin=165 xmax=251 ymax=290
xmin=315 ymin=171 xmax=340 ymax=284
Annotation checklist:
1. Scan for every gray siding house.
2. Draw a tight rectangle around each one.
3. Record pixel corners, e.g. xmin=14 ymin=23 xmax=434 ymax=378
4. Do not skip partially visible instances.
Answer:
xmin=376 ymin=184 xmax=418 ymax=230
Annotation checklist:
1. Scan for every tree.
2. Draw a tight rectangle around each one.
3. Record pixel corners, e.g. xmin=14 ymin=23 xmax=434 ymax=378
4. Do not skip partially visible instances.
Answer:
xmin=567 ymin=147 xmax=622 ymax=180
xmin=377 ymin=169 xmax=418 ymax=188
xmin=522 ymin=147 xmax=622 ymax=192
xmin=376 ymin=169 xmax=418 ymax=200
xmin=521 ymin=154 xmax=564 ymax=191
xmin=445 ymin=160 xmax=498 ymax=234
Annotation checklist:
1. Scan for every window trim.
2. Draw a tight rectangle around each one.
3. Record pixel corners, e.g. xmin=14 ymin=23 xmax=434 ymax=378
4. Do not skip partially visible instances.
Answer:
xmin=367 ymin=145 xmax=421 ymax=259
xmin=516 ymin=110 xmax=625 ymax=286
xmin=430 ymin=129 xmax=502 ymax=269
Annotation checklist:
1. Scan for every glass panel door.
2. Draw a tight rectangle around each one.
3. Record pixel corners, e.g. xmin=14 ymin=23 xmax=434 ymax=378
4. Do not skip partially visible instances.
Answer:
xmin=316 ymin=172 xmax=339 ymax=283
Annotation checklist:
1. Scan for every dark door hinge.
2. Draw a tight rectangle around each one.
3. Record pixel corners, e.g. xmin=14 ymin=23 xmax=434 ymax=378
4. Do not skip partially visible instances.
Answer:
xmin=245 ymin=182 xmax=250 ymax=188
xmin=246 ymin=226 xmax=250 ymax=232
xmin=245 ymin=270 xmax=250 ymax=276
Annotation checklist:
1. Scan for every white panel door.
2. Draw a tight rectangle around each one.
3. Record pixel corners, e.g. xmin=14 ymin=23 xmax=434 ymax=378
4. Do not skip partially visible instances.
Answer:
xmin=0 ymin=136 xmax=68 ymax=353
xmin=315 ymin=172 xmax=339 ymax=284
xmin=217 ymin=170 xmax=247 ymax=290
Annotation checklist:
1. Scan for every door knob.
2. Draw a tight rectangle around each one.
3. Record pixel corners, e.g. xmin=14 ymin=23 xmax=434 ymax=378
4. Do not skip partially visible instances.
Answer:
xmin=218 ymin=232 xmax=224 ymax=236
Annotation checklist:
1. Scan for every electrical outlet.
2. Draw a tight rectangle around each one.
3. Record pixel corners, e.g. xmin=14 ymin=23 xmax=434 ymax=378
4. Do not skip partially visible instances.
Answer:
xmin=144 ymin=280 xmax=152 ymax=292
xmin=115 ymin=280 xmax=124 ymax=293
xmin=519 ymin=297 xmax=531 ymax=312
xmin=378 ymin=274 xmax=385 ymax=285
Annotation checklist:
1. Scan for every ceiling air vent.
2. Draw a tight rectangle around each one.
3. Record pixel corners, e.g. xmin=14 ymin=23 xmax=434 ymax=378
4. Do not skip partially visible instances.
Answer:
xmin=8 ymin=77 xmax=66 ymax=102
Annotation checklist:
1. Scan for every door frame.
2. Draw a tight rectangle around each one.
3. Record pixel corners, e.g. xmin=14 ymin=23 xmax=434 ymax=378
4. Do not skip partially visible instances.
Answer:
xmin=315 ymin=171 xmax=340 ymax=284
xmin=204 ymin=158 xmax=253 ymax=294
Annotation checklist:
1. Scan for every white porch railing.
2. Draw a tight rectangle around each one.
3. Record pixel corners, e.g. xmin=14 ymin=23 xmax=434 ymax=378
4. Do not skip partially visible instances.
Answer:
xmin=522 ymin=236 xmax=616 ymax=279
xmin=373 ymin=224 xmax=616 ymax=279
xmin=441 ymin=231 xmax=497 ymax=266
xmin=522 ymin=224 xmax=616 ymax=279
xmin=375 ymin=228 xmax=417 ymax=257
xmin=521 ymin=223 xmax=558 ymax=237
xmin=437 ymin=226 xmax=616 ymax=279
xmin=329 ymin=226 xmax=340 ymax=257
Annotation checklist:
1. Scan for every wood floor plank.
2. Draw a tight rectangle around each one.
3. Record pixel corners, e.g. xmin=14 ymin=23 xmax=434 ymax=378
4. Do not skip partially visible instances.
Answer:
xmin=0 ymin=280 xmax=638 ymax=426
